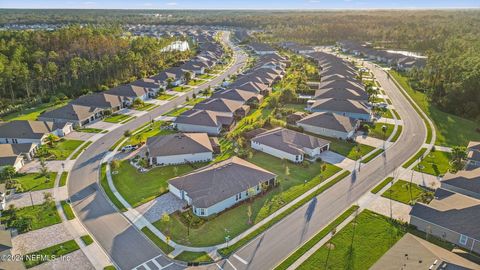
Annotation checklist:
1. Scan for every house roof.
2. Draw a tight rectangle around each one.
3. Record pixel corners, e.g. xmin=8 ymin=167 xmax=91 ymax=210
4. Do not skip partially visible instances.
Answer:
xmin=147 ymin=133 xmax=213 ymax=157
xmin=314 ymin=88 xmax=369 ymax=101
xmin=169 ymin=156 xmax=276 ymax=208
xmin=0 ymin=120 xmax=66 ymax=140
xmin=310 ymin=98 xmax=371 ymax=115
xmin=106 ymin=84 xmax=150 ymax=98
xmin=71 ymin=93 xmax=123 ymax=109
xmin=175 ymin=109 xmax=233 ymax=127
xmin=0 ymin=156 xmax=23 ymax=167
xmin=297 ymin=112 xmax=359 ymax=133
xmin=410 ymin=188 xmax=480 ymax=241
xmin=211 ymin=89 xmax=261 ymax=103
xmin=0 ymin=143 xmax=36 ymax=157
xmin=252 ymin=128 xmax=330 ymax=156
xmin=441 ymin=167 xmax=480 ymax=196
xmin=468 ymin=141 xmax=480 ymax=152
xmin=130 ymin=78 xmax=160 ymax=89
xmin=468 ymin=150 xmax=480 ymax=162
xmin=248 ymin=43 xmax=276 ymax=53
xmin=370 ymin=233 xmax=480 ymax=270
xmin=193 ymin=98 xmax=245 ymax=114
xmin=40 ymin=103 xmax=102 ymax=122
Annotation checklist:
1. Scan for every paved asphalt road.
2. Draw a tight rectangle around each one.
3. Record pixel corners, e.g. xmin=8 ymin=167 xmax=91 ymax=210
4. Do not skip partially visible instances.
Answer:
xmin=204 ymin=61 xmax=427 ymax=270
xmin=68 ymin=32 xmax=247 ymax=270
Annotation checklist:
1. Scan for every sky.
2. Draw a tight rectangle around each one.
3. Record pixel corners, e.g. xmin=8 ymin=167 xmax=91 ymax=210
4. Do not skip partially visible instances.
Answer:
xmin=1 ymin=0 xmax=479 ymax=9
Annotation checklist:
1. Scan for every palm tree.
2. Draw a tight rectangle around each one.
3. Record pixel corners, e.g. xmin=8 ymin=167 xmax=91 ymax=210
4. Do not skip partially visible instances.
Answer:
xmin=45 ymin=134 xmax=58 ymax=147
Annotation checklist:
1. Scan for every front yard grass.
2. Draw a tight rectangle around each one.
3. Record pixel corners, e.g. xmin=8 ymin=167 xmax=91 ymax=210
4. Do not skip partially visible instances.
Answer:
xmin=1 ymin=202 xmax=61 ymax=234
xmin=371 ymin=177 xmax=393 ymax=194
xmin=362 ymin=149 xmax=384 ymax=163
xmin=154 ymin=152 xmax=341 ymax=247
xmin=141 ymin=227 xmax=174 ymax=254
xmin=156 ymin=93 xmax=176 ymax=100
xmin=71 ymin=141 xmax=92 ymax=159
xmin=103 ymin=113 xmax=131 ymax=123
xmin=165 ymin=106 xmax=190 ymax=117
xmin=112 ymin=161 xmax=204 ymax=207
xmin=390 ymin=125 xmax=403 ymax=142
xmin=134 ymin=103 xmax=157 ymax=111
xmin=121 ymin=121 xmax=175 ymax=147
xmin=414 ymin=150 xmax=451 ymax=176
xmin=390 ymin=70 xmax=480 ymax=147
xmin=381 ymin=180 xmax=433 ymax=205
xmin=379 ymin=108 xmax=394 ymax=119
xmin=297 ymin=210 xmax=406 ymax=270
xmin=23 ymin=239 xmax=80 ymax=268
xmin=81 ymin=235 xmax=94 ymax=246
xmin=61 ymin=200 xmax=75 ymax=220
xmin=328 ymin=139 xmax=376 ymax=161
xmin=38 ymin=139 xmax=84 ymax=160
xmin=402 ymin=147 xmax=427 ymax=168
xmin=99 ymin=163 xmax=127 ymax=212
xmin=171 ymin=86 xmax=190 ymax=92
xmin=75 ymin=127 xmax=105 ymax=133
xmin=11 ymin=172 xmax=57 ymax=192
xmin=366 ymin=123 xmax=395 ymax=140
xmin=185 ymin=97 xmax=206 ymax=106
xmin=175 ymin=251 xmax=213 ymax=263
xmin=59 ymin=172 xmax=68 ymax=187
xmin=283 ymin=103 xmax=307 ymax=112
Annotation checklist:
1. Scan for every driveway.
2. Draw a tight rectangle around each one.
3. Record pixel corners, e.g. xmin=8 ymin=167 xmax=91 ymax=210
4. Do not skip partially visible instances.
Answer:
xmin=65 ymin=131 xmax=95 ymax=141
xmin=367 ymin=195 xmax=412 ymax=223
xmin=32 ymin=249 xmax=94 ymax=270
xmin=355 ymin=134 xmax=392 ymax=148
xmin=318 ymin=151 xmax=356 ymax=171
xmin=87 ymin=121 xmax=120 ymax=131
xmin=7 ymin=187 xmax=68 ymax=208
xmin=135 ymin=193 xmax=186 ymax=223
xmin=12 ymin=223 xmax=73 ymax=255
xmin=20 ymin=159 xmax=75 ymax=173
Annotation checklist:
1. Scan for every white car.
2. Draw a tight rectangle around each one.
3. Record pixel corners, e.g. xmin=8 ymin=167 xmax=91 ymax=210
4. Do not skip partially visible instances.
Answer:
xmin=121 ymin=145 xmax=137 ymax=152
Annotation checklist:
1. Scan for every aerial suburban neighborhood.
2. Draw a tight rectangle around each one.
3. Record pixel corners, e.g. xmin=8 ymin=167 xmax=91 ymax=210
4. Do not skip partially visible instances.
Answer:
xmin=0 ymin=3 xmax=479 ymax=270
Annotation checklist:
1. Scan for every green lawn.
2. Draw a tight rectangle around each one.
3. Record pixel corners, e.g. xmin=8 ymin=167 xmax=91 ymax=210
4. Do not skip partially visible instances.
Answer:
xmin=112 ymin=161 xmax=203 ymax=207
xmin=59 ymin=172 xmax=68 ymax=187
xmin=61 ymin=200 xmax=75 ymax=220
xmin=38 ymin=139 xmax=84 ymax=160
xmin=155 ymin=152 xmax=341 ymax=247
xmin=141 ymin=227 xmax=174 ymax=254
xmin=81 ymin=235 xmax=94 ymax=246
xmin=171 ymin=86 xmax=190 ymax=92
xmin=134 ymin=103 xmax=158 ymax=111
xmin=362 ymin=149 xmax=384 ymax=163
xmin=1 ymin=202 xmax=61 ymax=234
xmin=187 ymin=79 xmax=205 ymax=86
xmin=121 ymin=121 xmax=175 ymax=147
xmin=175 ymin=251 xmax=213 ymax=263
xmin=11 ymin=172 xmax=57 ymax=192
xmin=185 ymin=97 xmax=206 ymax=106
xmin=1 ymin=100 xmax=69 ymax=122
xmin=403 ymin=148 xmax=428 ymax=168
xmin=103 ymin=114 xmax=131 ymax=123
xmin=390 ymin=125 xmax=403 ymax=142
xmin=275 ymin=206 xmax=359 ymax=270
xmin=366 ymin=123 xmax=395 ymax=140
xmin=392 ymin=109 xmax=401 ymax=120
xmin=198 ymin=74 xmax=214 ymax=80
xmin=327 ymin=139 xmax=376 ymax=161
xmin=71 ymin=141 xmax=92 ymax=159
xmin=75 ymin=127 xmax=105 ymax=133
xmin=380 ymin=108 xmax=394 ymax=119
xmin=157 ymin=93 xmax=176 ymax=100
xmin=284 ymin=103 xmax=308 ymax=112
xmin=297 ymin=210 xmax=406 ymax=270
xmin=414 ymin=150 xmax=451 ymax=176
xmin=100 ymin=163 xmax=127 ymax=212
xmin=23 ymin=239 xmax=80 ymax=268
xmin=165 ymin=106 xmax=190 ymax=117
xmin=382 ymin=180 xmax=433 ymax=205
xmin=371 ymin=177 xmax=393 ymax=194
xmin=390 ymin=70 xmax=480 ymax=147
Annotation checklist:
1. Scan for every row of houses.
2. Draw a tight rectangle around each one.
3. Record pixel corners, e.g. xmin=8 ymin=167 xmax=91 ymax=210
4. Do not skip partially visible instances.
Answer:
xmin=338 ymin=40 xmax=426 ymax=71
xmin=410 ymin=141 xmax=480 ymax=254
xmin=0 ymin=120 xmax=73 ymax=171
xmin=173 ymin=44 xmax=290 ymax=136
xmin=38 ymin=32 xmax=225 ymax=127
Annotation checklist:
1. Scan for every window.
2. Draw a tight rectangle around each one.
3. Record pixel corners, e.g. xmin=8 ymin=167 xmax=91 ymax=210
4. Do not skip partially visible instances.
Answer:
xmin=459 ymin=234 xmax=468 ymax=245
xmin=200 ymin=208 xmax=205 ymax=216
xmin=257 ymin=185 xmax=260 ymax=191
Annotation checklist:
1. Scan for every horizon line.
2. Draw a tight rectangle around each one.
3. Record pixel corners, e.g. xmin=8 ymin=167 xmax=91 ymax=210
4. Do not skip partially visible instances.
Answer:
xmin=1 ymin=7 xmax=479 ymax=11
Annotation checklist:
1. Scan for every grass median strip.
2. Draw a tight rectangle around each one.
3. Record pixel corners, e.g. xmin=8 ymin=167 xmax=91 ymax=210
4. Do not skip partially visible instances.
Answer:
xmin=23 ymin=239 xmax=80 ymax=268
xmin=71 ymin=141 xmax=92 ymax=159
xmin=362 ymin=148 xmax=384 ymax=163
xmin=390 ymin=125 xmax=403 ymax=142
xmin=81 ymin=235 xmax=94 ymax=246
xmin=174 ymin=251 xmax=213 ymax=263
xmin=274 ymin=205 xmax=359 ymax=270
xmin=59 ymin=172 xmax=68 ymax=187
xmin=402 ymin=147 xmax=427 ymax=168
xmin=392 ymin=109 xmax=401 ymax=120
xmin=99 ymin=163 xmax=127 ymax=212
xmin=61 ymin=200 xmax=75 ymax=220
xmin=75 ymin=127 xmax=104 ymax=133
xmin=218 ymin=170 xmax=351 ymax=257
xmin=371 ymin=177 xmax=394 ymax=194
xmin=141 ymin=227 xmax=174 ymax=254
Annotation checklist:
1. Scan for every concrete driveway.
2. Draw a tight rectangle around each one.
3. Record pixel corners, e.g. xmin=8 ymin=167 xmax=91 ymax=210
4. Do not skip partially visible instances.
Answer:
xmin=318 ymin=151 xmax=357 ymax=171
xmin=65 ymin=131 xmax=95 ymax=141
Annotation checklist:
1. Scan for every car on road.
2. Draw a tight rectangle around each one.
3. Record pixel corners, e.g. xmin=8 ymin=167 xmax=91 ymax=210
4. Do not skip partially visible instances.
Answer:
xmin=121 ymin=145 xmax=138 ymax=152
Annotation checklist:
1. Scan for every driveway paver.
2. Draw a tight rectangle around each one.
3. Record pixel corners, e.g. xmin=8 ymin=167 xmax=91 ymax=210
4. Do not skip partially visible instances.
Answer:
xmin=12 ymin=223 xmax=72 ymax=255
xmin=135 ymin=193 xmax=186 ymax=223
xmin=20 ymin=160 xmax=74 ymax=173
xmin=7 ymin=187 xmax=67 ymax=208
xmin=367 ymin=196 xmax=412 ymax=223
xmin=65 ymin=131 xmax=95 ymax=141
xmin=318 ymin=151 xmax=356 ymax=171
xmin=31 ymin=249 xmax=95 ymax=270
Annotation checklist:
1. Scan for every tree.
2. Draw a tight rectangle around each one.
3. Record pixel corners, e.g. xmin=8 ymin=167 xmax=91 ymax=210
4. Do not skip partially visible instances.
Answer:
xmin=184 ymin=71 xmax=192 ymax=83
xmin=450 ymin=146 xmax=467 ymax=172
xmin=247 ymin=204 xmax=253 ymax=225
xmin=39 ymin=157 xmax=49 ymax=177
xmin=45 ymin=134 xmax=59 ymax=147
xmin=43 ymin=192 xmax=53 ymax=204
xmin=124 ymin=129 xmax=132 ymax=137
xmin=161 ymin=212 xmax=171 ymax=236
xmin=1 ymin=166 xmax=16 ymax=180
xmin=111 ymin=159 xmax=121 ymax=170
xmin=133 ymin=97 xmax=144 ymax=108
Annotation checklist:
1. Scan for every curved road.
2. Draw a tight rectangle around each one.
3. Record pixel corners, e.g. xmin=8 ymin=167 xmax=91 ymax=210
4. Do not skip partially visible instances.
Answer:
xmin=68 ymin=32 xmax=247 ymax=270
xmin=210 ymin=61 xmax=427 ymax=270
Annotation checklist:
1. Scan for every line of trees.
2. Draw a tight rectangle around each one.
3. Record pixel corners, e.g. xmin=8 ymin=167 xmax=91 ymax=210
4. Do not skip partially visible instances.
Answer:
xmin=0 ymin=25 xmax=193 ymax=113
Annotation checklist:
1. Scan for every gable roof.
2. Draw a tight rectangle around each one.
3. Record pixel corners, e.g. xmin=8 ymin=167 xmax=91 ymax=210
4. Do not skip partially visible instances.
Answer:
xmin=211 ymin=89 xmax=261 ymax=103
xmin=40 ymin=103 xmax=102 ymax=121
xmin=106 ymin=84 xmax=150 ymax=99
xmin=146 ymin=133 xmax=213 ymax=157
xmin=0 ymin=120 xmax=65 ymax=139
xmin=441 ymin=167 xmax=480 ymax=196
xmin=252 ymin=128 xmax=330 ymax=156
xmin=169 ymin=156 xmax=276 ymax=208
xmin=297 ymin=112 xmax=359 ymax=133
xmin=193 ymin=98 xmax=244 ymax=114
xmin=0 ymin=143 xmax=36 ymax=157
xmin=468 ymin=141 xmax=480 ymax=152
xmin=310 ymin=98 xmax=371 ymax=115
xmin=175 ymin=109 xmax=233 ymax=127
xmin=71 ymin=93 xmax=123 ymax=109
xmin=314 ymin=88 xmax=369 ymax=101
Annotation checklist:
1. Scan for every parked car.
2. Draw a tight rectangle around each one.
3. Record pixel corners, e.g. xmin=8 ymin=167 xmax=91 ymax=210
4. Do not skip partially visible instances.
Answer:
xmin=121 ymin=145 xmax=138 ymax=152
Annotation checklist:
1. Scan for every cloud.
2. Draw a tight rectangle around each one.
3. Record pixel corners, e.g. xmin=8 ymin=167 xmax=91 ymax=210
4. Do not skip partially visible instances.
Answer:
xmin=82 ymin=1 xmax=96 ymax=5
xmin=166 ymin=2 xmax=178 ymax=6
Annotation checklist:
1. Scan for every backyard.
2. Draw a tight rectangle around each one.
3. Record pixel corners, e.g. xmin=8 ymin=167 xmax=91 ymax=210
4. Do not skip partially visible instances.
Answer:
xmin=414 ymin=150 xmax=452 ymax=176
xmin=111 ymin=160 xmax=205 ymax=207
xmin=1 ymin=100 xmax=69 ymax=122
xmin=390 ymin=70 xmax=480 ymax=147
xmin=38 ymin=139 xmax=84 ymax=160
xmin=297 ymin=210 xmax=406 ymax=270
xmin=10 ymin=172 xmax=57 ymax=192
xmin=154 ymin=152 xmax=341 ymax=247
xmin=381 ymin=180 xmax=434 ymax=205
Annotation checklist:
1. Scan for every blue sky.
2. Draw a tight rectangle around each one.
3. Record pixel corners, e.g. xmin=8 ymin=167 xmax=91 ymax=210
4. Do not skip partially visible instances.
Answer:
xmin=1 ymin=0 xmax=479 ymax=9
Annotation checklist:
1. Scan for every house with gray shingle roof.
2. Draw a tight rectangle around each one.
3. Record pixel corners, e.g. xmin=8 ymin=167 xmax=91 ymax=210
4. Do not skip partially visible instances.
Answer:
xmin=38 ymin=103 xmax=103 ymax=127
xmin=193 ymin=98 xmax=250 ymax=118
xmin=467 ymin=141 xmax=480 ymax=167
xmin=146 ymin=133 xmax=213 ymax=166
xmin=0 ymin=143 xmax=37 ymax=171
xmin=168 ymin=156 xmax=276 ymax=217
xmin=0 ymin=120 xmax=72 ymax=145
xmin=296 ymin=112 xmax=360 ymax=140
xmin=174 ymin=109 xmax=234 ymax=136
xmin=307 ymin=98 xmax=372 ymax=121
xmin=211 ymin=89 xmax=263 ymax=104
xmin=251 ymin=128 xmax=330 ymax=163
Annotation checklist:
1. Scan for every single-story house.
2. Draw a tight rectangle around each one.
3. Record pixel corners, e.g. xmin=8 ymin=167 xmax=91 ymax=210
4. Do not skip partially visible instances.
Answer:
xmin=38 ymin=103 xmax=104 ymax=127
xmin=441 ymin=167 xmax=480 ymax=200
xmin=211 ymin=89 xmax=263 ymax=105
xmin=193 ymin=98 xmax=250 ymax=118
xmin=174 ymin=109 xmax=235 ymax=136
xmin=248 ymin=43 xmax=277 ymax=55
xmin=106 ymin=84 xmax=151 ymax=104
xmin=313 ymin=88 xmax=369 ymax=102
xmin=146 ymin=133 xmax=213 ymax=166
xmin=71 ymin=93 xmax=125 ymax=112
xmin=307 ymin=98 xmax=372 ymax=121
xmin=0 ymin=143 xmax=37 ymax=170
xmin=286 ymin=112 xmax=306 ymax=125
xmin=168 ymin=156 xmax=277 ymax=217
xmin=467 ymin=141 xmax=480 ymax=167
xmin=251 ymin=128 xmax=330 ymax=163
xmin=296 ymin=112 xmax=360 ymax=140
xmin=409 ymin=188 xmax=480 ymax=255
xmin=0 ymin=120 xmax=72 ymax=145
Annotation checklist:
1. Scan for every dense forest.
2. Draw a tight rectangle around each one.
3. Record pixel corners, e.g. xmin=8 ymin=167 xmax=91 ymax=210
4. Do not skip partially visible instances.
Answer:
xmin=0 ymin=25 xmax=192 ymax=114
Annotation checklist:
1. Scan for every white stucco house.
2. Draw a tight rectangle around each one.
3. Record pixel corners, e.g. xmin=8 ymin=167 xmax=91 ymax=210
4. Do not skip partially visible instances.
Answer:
xmin=0 ymin=120 xmax=72 ymax=145
xmin=174 ymin=109 xmax=235 ymax=136
xmin=146 ymin=133 xmax=213 ymax=166
xmin=168 ymin=157 xmax=277 ymax=217
xmin=307 ymin=98 xmax=372 ymax=122
xmin=296 ymin=112 xmax=360 ymax=140
xmin=251 ymin=128 xmax=330 ymax=163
